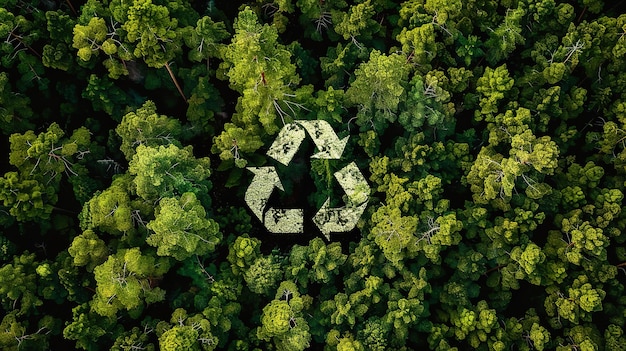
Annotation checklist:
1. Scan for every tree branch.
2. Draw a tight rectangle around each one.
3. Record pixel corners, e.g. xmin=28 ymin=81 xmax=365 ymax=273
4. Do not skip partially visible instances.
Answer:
xmin=164 ymin=62 xmax=187 ymax=103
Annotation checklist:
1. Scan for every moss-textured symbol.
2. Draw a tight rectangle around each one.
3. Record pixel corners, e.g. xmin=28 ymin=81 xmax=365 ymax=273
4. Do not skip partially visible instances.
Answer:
xmin=245 ymin=120 xmax=369 ymax=239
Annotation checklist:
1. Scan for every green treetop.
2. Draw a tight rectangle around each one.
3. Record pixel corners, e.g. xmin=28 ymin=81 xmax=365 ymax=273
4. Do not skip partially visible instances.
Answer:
xmin=68 ymin=229 xmax=109 ymax=272
xmin=0 ymin=310 xmax=56 ymax=351
xmin=396 ymin=23 xmax=438 ymax=68
xmin=111 ymin=326 xmax=155 ymax=351
xmin=466 ymin=132 xmax=557 ymax=207
xmin=182 ymin=16 xmax=229 ymax=63
xmin=0 ymin=252 xmax=42 ymax=316
xmin=129 ymin=144 xmax=212 ymax=204
xmin=243 ymin=255 xmax=283 ymax=296
xmin=507 ymin=241 xmax=546 ymax=286
xmin=335 ymin=334 xmax=365 ymax=351
xmin=2 ymin=123 xmax=93 ymax=221
xmin=157 ymin=308 xmax=218 ymax=351
xmin=527 ymin=322 xmax=551 ymax=351
xmin=63 ymin=302 xmax=120 ymax=351
xmin=557 ymin=210 xmax=609 ymax=265
xmin=42 ymin=10 xmax=76 ymax=71
xmin=116 ymin=100 xmax=183 ymax=161
xmin=72 ymin=17 xmax=109 ymax=63
xmin=556 ymin=324 xmax=602 ymax=351
xmin=414 ymin=212 xmax=463 ymax=264
xmin=545 ymin=274 xmax=606 ymax=325
xmin=448 ymin=300 xmax=499 ymax=348
xmin=8 ymin=123 xmax=91 ymax=184
xmin=122 ymin=0 xmax=181 ymax=68
xmin=217 ymin=7 xmax=305 ymax=135
xmin=146 ymin=192 xmax=221 ymax=261
xmin=333 ymin=0 xmax=380 ymax=45
xmin=398 ymin=73 xmax=455 ymax=134
xmin=227 ymin=234 xmax=262 ymax=276
xmin=356 ymin=317 xmax=389 ymax=351
xmin=483 ymin=7 xmax=525 ymax=65
xmin=604 ymin=324 xmax=626 ymax=351
xmin=71 ymin=5 xmax=135 ymax=79
xmin=345 ymin=50 xmax=410 ymax=132
xmin=286 ymin=237 xmax=348 ymax=287
xmin=257 ymin=281 xmax=312 ymax=351
xmin=384 ymin=291 xmax=425 ymax=343
xmin=0 ymin=172 xmax=55 ymax=222
xmin=294 ymin=0 xmax=347 ymax=41
xmin=474 ymin=64 xmax=515 ymax=122
xmin=369 ymin=205 xmax=418 ymax=267
xmin=79 ymin=174 xmax=136 ymax=235
xmin=91 ymin=248 xmax=171 ymax=317
xmin=211 ymin=123 xmax=264 ymax=168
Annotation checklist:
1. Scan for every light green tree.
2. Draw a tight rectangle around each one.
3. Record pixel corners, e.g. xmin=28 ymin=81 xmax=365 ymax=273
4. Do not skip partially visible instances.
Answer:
xmin=528 ymin=322 xmax=551 ymax=351
xmin=146 ymin=192 xmax=221 ymax=261
xmin=557 ymin=210 xmax=609 ymax=265
xmin=484 ymin=7 xmax=525 ymax=65
xmin=333 ymin=0 xmax=380 ymax=45
xmin=384 ymin=292 xmax=425 ymax=342
xmin=9 ymin=123 xmax=91 ymax=181
xmin=182 ymin=16 xmax=229 ymax=63
xmin=211 ymin=123 xmax=264 ymax=168
xmin=79 ymin=175 xmax=135 ymax=235
xmin=0 ymin=311 xmax=55 ymax=351
xmin=257 ymin=281 xmax=312 ymax=351
xmin=68 ymin=229 xmax=109 ymax=272
xmin=158 ymin=308 xmax=217 ymax=351
xmin=336 ymin=335 xmax=365 ymax=351
xmin=369 ymin=205 xmax=418 ymax=267
xmin=72 ymin=17 xmax=109 ymax=62
xmin=243 ymin=255 xmax=282 ymax=296
xmin=396 ymin=23 xmax=437 ymax=67
xmin=545 ymin=275 xmax=606 ymax=324
xmin=129 ymin=144 xmax=212 ymax=203
xmin=227 ymin=234 xmax=262 ymax=275
xmin=286 ymin=237 xmax=347 ymax=287
xmin=217 ymin=7 xmax=305 ymax=135
xmin=0 ymin=172 xmax=55 ymax=222
xmin=414 ymin=213 xmax=463 ymax=263
xmin=91 ymin=248 xmax=170 ymax=317
xmin=474 ymin=65 xmax=514 ymax=121
xmin=121 ymin=0 xmax=180 ymax=68
xmin=111 ymin=326 xmax=155 ymax=351
xmin=116 ymin=100 xmax=183 ymax=161
xmin=345 ymin=50 xmax=410 ymax=132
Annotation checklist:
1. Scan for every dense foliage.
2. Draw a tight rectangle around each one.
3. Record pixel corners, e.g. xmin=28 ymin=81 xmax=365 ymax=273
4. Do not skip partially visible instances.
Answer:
xmin=1 ymin=0 xmax=626 ymax=349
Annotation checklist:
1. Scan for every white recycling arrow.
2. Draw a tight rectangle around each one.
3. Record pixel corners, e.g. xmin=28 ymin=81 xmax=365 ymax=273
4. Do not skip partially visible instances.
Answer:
xmin=266 ymin=120 xmax=348 ymax=165
xmin=264 ymin=208 xmax=304 ymax=234
xmin=266 ymin=123 xmax=306 ymax=166
xmin=333 ymin=162 xmax=370 ymax=205
xmin=245 ymin=167 xmax=284 ymax=222
xmin=296 ymin=120 xmax=349 ymax=160
xmin=246 ymin=166 xmax=304 ymax=234
xmin=313 ymin=200 xmax=368 ymax=240
xmin=313 ymin=162 xmax=369 ymax=240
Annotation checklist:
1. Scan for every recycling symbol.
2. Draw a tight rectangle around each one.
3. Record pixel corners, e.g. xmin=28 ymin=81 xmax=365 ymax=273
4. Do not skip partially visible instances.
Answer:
xmin=245 ymin=120 xmax=369 ymax=240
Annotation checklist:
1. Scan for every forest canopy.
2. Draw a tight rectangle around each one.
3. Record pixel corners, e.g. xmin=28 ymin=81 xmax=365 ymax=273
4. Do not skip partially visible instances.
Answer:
xmin=1 ymin=0 xmax=626 ymax=349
